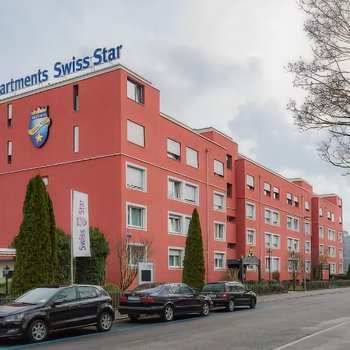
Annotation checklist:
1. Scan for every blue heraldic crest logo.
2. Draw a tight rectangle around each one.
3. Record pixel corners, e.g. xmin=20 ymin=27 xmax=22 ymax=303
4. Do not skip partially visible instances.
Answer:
xmin=28 ymin=106 xmax=52 ymax=148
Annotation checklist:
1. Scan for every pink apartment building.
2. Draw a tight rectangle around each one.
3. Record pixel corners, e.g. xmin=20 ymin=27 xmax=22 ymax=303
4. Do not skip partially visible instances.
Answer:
xmin=0 ymin=63 xmax=344 ymax=286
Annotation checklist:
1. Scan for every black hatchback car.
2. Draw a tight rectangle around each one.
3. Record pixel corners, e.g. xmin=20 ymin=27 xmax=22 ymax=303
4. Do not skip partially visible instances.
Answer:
xmin=118 ymin=282 xmax=212 ymax=322
xmin=0 ymin=284 xmax=115 ymax=343
xmin=201 ymin=281 xmax=257 ymax=311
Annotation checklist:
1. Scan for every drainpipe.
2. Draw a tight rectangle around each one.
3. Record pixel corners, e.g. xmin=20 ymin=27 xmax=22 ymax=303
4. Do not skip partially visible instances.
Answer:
xmin=206 ymin=148 xmax=210 ymax=283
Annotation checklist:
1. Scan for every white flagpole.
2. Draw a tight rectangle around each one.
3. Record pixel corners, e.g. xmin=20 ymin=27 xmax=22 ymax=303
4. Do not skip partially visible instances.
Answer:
xmin=70 ymin=190 xmax=74 ymax=285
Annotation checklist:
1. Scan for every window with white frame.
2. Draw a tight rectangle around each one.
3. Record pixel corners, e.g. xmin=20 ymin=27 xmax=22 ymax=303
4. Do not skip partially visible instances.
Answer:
xmin=127 ymin=204 xmax=146 ymax=229
xmin=247 ymin=229 xmax=256 ymax=246
xmin=266 ymin=257 xmax=280 ymax=272
xmin=273 ymin=187 xmax=280 ymax=199
xmin=73 ymin=126 xmax=79 ymax=152
xmin=286 ymin=193 xmax=292 ymax=205
xmin=328 ymin=229 xmax=336 ymax=241
xmin=42 ymin=176 xmax=49 ymax=185
xmin=246 ymin=175 xmax=254 ymax=190
xmin=246 ymin=203 xmax=256 ymax=220
xmin=127 ymin=78 xmax=144 ymax=104
xmin=127 ymin=244 xmax=147 ymax=266
xmin=167 ymin=138 xmax=181 ymax=160
xmin=305 ymin=201 xmax=310 ymax=211
xmin=319 ymin=226 xmax=324 ymax=238
xmin=288 ymin=258 xmax=299 ymax=272
xmin=330 ymin=263 xmax=336 ymax=274
xmin=214 ymin=159 xmax=224 ymax=177
xmin=184 ymin=184 xmax=198 ymax=203
xmin=127 ymin=120 xmax=145 ymax=147
xmin=168 ymin=212 xmax=191 ymax=235
xmin=327 ymin=211 xmax=331 ymax=220
xmin=264 ymin=183 xmax=271 ymax=196
xmin=339 ymin=263 xmax=343 ymax=274
xmin=319 ymin=207 xmax=323 ymax=217
xmin=287 ymin=216 xmax=299 ymax=231
xmin=319 ymin=244 xmax=324 ymax=256
xmin=214 ymin=192 xmax=225 ymax=211
xmin=331 ymin=212 xmax=335 ymax=222
xmin=305 ymin=241 xmax=311 ymax=254
xmin=214 ymin=252 xmax=226 ymax=270
xmin=339 ymin=248 xmax=343 ymax=258
xmin=265 ymin=233 xmax=280 ymax=248
xmin=7 ymin=104 xmax=12 ymax=127
xmin=339 ymin=216 xmax=342 ymax=224
xmin=328 ymin=246 xmax=336 ymax=257
xmin=126 ymin=163 xmax=146 ymax=191
xmin=168 ymin=178 xmax=181 ymax=199
xmin=305 ymin=260 xmax=311 ymax=273
xmin=293 ymin=196 xmax=299 ymax=207
xmin=7 ymin=141 xmax=12 ymax=164
xmin=168 ymin=248 xmax=184 ymax=268
xmin=186 ymin=147 xmax=198 ymax=168
xmin=214 ymin=222 xmax=226 ymax=241
xmin=168 ymin=178 xmax=198 ymax=204
xmin=287 ymin=237 xmax=299 ymax=252
xmin=304 ymin=221 xmax=311 ymax=235
xmin=265 ymin=209 xmax=279 ymax=226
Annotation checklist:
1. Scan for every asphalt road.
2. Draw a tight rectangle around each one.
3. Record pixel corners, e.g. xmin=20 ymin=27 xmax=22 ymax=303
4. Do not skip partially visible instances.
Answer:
xmin=2 ymin=288 xmax=350 ymax=350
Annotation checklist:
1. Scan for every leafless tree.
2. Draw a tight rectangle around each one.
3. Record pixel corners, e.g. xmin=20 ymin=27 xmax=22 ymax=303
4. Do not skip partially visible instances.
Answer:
xmin=287 ymin=0 xmax=350 ymax=169
xmin=115 ymin=237 xmax=152 ymax=291
xmin=288 ymin=252 xmax=304 ymax=289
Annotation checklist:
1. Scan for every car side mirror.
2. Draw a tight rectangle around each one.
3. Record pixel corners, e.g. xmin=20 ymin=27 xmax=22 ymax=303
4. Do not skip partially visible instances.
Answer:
xmin=52 ymin=299 xmax=64 ymax=307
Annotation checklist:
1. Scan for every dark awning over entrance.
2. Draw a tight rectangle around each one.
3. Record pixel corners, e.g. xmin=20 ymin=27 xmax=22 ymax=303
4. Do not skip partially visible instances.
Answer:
xmin=227 ymin=255 xmax=261 ymax=282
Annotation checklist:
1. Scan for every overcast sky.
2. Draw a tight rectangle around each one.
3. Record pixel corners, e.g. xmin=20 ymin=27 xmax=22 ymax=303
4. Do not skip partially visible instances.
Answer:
xmin=1 ymin=0 xmax=349 ymax=229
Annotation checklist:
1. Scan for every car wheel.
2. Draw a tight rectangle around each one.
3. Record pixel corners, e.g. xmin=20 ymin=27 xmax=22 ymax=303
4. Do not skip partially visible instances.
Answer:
xmin=128 ymin=313 xmax=140 ymax=322
xmin=250 ymin=298 xmax=256 ymax=309
xmin=201 ymin=301 xmax=210 ymax=316
xmin=226 ymin=299 xmax=235 ymax=312
xmin=163 ymin=304 xmax=174 ymax=321
xmin=27 ymin=319 xmax=48 ymax=343
xmin=97 ymin=311 xmax=113 ymax=332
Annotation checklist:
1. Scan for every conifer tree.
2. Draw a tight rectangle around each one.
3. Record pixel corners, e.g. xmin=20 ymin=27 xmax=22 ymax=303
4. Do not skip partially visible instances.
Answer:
xmin=11 ymin=175 xmax=58 ymax=294
xmin=182 ymin=208 xmax=205 ymax=291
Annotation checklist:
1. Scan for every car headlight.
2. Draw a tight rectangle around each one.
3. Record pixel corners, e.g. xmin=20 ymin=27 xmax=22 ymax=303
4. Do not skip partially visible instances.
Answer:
xmin=4 ymin=313 xmax=25 ymax=322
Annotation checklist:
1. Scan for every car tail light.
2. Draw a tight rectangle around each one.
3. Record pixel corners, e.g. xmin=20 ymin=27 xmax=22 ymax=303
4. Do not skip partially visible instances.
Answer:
xmin=140 ymin=297 xmax=155 ymax=304
xmin=120 ymin=296 xmax=128 ymax=303
xmin=219 ymin=293 xmax=230 ymax=299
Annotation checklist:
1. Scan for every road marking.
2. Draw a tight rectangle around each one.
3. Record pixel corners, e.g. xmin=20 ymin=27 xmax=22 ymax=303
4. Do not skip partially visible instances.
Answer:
xmin=272 ymin=319 xmax=350 ymax=350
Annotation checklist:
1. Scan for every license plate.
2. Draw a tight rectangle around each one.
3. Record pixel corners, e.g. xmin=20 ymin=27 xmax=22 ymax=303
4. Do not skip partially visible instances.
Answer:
xmin=128 ymin=296 xmax=140 ymax=301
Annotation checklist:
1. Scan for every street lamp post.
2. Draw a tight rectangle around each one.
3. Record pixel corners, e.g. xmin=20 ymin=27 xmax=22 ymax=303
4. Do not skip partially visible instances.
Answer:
xmin=291 ymin=252 xmax=296 ymax=290
xmin=267 ymin=248 xmax=272 ymax=282
xmin=3 ymin=265 xmax=10 ymax=295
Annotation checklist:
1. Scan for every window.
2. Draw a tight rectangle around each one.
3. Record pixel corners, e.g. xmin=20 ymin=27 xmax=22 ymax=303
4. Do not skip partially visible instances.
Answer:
xmin=286 ymin=193 xmax=292 ymax=205
xmin=287 ymin=238 xmax=299 ymax=252
xmin=214 ymin=192 xmax=225 ymax=211
xmin=328 ymin=246 xmax=336 ymax=257
xmin=167 ymin=139 xmax=181 ymax=160
xmin=246 ymin=203 xmax=256 ymax=220
xmin=227 ymin=216 xmax=235 ymax=223
xmin=73 ymin=84 xmax=79 ymax=111
xmin=339 ymin=232 xmax=343 ymax=243
xmin=168 ymin=248 xmax=184 ymax=268
xmin=266 ymin=257 xmax=280 ymax=272
xmin=328 ymin=229 xmax=336 ymax=241
xmin=7 ymin=141 xmax=12 ymax=164
xmin=331 ymin=212 xmax=335 ymax=222
xmin=186 ymin=147 xmax=198 ymax=168
xmin=339 ymin=263 xmax=343 ymax=274
xmin=127 ymin=78 xmax=144 ymax=104
xmin=227 ymin=183 xmax=233 ymax=198
xmin=73 ymin=126 xmax=79 ymax=152
xmin=319 ymin=244 xmax=324 ymax=255
xmin=247 ymin=229 xmax=256 ymax=246
xmin=339 ymin=216 xmax=342 ymax=224
xmin=273 ymin=187 xmax=280 ymax=200
xmin=7 ymin=104 xmax=12 ymax=127
xmin=127 ymin=204 xmax=146 ymax=229
xmin=226 ymin=154 xmax=232 ymax=170
xmin=127 ymin=244 xmax=147 ymax=266
xmin=305 ymin=241 xmax=311 ymax=253
xmin=339 ymin=248 xmax=343 ymax=258
xmin=287 ymin=216 xmax=299 ymax=231
xmin=214 ymin=159 xmax=224 ymax=177
xmin=319 ymin=207 xmax=323 ymax=217
xmin=319 ymin=226 xmax=324 ymax=238
xmin=305 ymin=260 xmax=311 ymax=273
xmin=246 ymin=175 xmax=254 ymax=190
xmin=184 ymin=184 xmax=197 ymax=203
xmin=288 ymin=258 xmax=299 ymax=272
xmin=265 ymin=209 xmax=279 ymax=226
xmin=265 ymin=233 xmax=280 ymax=248
xmin=78 ymin=286 xmax=98 ymax=299
xmin=214 ymin=252 xmax=226 ymax=270
xmin=327 ymin=211 xmax=331 ymax=220
xmin=330 ymin=263 xmax=336 ymax=275
xmin=168 ymin=179 xmax=181 ymax=199
xmin=126 ymin=163 xmax=146 ymax=191
xmin=214 ymin=222 xmax=226 ymax=241
xmin=42 ymin=176 xmax=49 ymax=186
xmin=168 ymin=213 xmax=191 ymax=235
xmin=293 ymin=196 xmax=299 ymax=207
xmin=264 ymin=183 xmax=271 ymax=196
xmin=127 ymin=120 xmax=145 ymax=147
xmin=305 ymin=201 xmax=310 ymax=211
xmin=304 ymin=221 xmax=311 ymax=235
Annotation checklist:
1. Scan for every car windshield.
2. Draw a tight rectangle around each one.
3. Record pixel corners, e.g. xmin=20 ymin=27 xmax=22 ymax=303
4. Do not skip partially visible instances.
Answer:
xmin=202 ymin=283 xmax=225 ymax=292
xmin=131 ymin=283 xmax=164 ymax=294
xmin=15 ymin=287 xmax=59 ymax=304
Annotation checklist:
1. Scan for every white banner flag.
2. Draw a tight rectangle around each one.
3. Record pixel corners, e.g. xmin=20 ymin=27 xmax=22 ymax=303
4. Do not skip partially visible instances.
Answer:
xmin=72 ymin=190 xmax=91 ymax=257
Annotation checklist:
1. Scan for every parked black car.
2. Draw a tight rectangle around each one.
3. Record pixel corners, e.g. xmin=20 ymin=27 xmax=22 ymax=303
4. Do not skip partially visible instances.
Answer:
xmin=201 ymin=281 xmax=257 ymax=311
xmin=118 ymin=282 xmax=212 ymax=322
xmin=0 ymin=284 xmax=115 ymax=343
